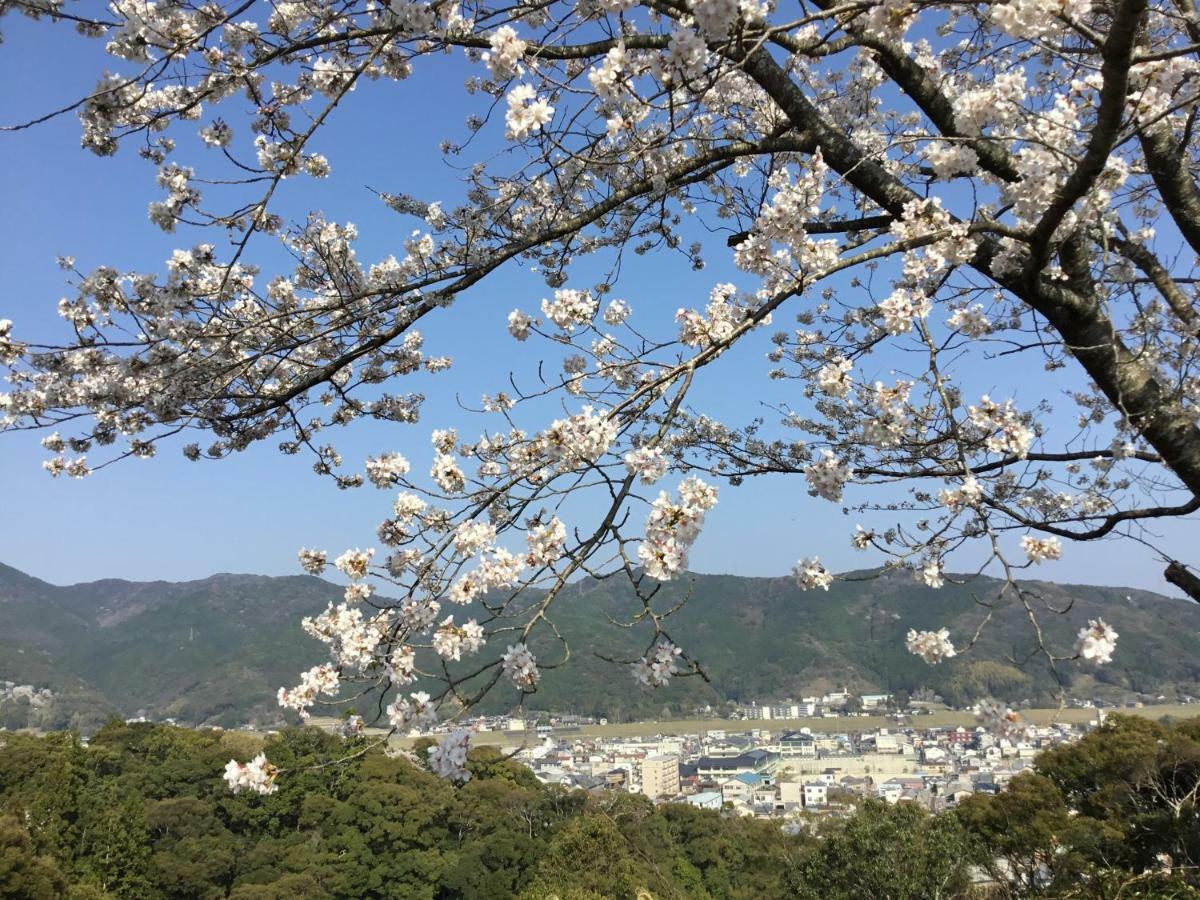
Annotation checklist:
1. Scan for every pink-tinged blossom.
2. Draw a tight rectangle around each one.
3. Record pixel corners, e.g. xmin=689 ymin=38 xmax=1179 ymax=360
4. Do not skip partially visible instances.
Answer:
xmin=505 ymin=84 xmax=554 ymax=140
xmin=923 ymin=143 xmax=980 ymax=179
xmin=805 ymin=450 xmax=851 ymax=502
xmin=793 ymin=557 xmax=832 ymax=591
xmin=502 ymin=643 xmax=540 ymax=688
xmin=1076 ymin=619 xmax=1117 ymax=664
xmin=431 ymin=452 xmax=466 ymax=493
xmin=632 ymin=641 xmax=682 ymax=687
xmin=223 ymin=754 xmax=278 ymax=795
xmin=0 ymin=319 xmax=22 ymax=365
xmin=389 ymin=644 xmax=416 ymax=684
xmin=526 ymin=517 xmax=567 ymax=566
xmin=432 ymin=616 xmax=486 ymax=660
xmin=851 ymin=525 xmax=875 ymax=550
xmin=428 ymin=729 xmax=472 ymax=781
xmin=1020 ymin=535 xmax=1062 ymax=563
xmin=540 ymin=289 xmax=597 ymax=331
xmin=387 ymin=690 xmax=436 ymax=730
xmin=298 ymin=548 xmax=327 ymax=575
xmin=507 ymin=309 xmax=533 ymax=340
xmin=624 ymin=446 xmax=669 ymax=484
xmin=815 ymin=357 xmax=852 ymax=398
xmin=302 ymin=603 xmax=383 ymax=669
xmin=947 ymin=304 xmax=991 ymax=337
xmin=277 ymin=663 xmax=340 ymax=718
xmin=448 ymin=572 xmax=484 ymax=605
xmin=992 ymin=0 xmax=1090 ymax=39
xmin=638 ymin=477 xmax=718 ymax=581
xmin=453 ymin=519 xmax=496 ymax=557
xmin=483 ymin=26 xmax=526 ymax=79
xmin=906 ymin=628 xmax=957 ymax=664
xmin=333 ymin=547 xmax=373 ymax=580
xmin=967 ymin=396 xmax=1034 ymax=457
xmin=541 ymin=406 xmax=618 ymax=467
xmin=919 ymin=558 xmax=945 ymax=589
xmin=939 ymin=477 xmax=983 ymax=511
xmin=676 ymin=283 xmax=758 ymax=348
xmin=344 ymin=583 xmax=373 ymax=603
xmin=393 ymin=492 xmax=427 ymax=523
xmin=588 ymin=44 xmax=627 ymax=99
xmin=602 ymin=299 xmax=631 ymax=325
xmin=878 ymin=288 xmax=931 ymax=335
xmin=365 ymin=452 xmax=410 ymax=488
xmin=400 ymin=597 xmax=441 ymax=632
xmin=663 ymin=27 xmax=707 ymax=83
xmin=476 ymin=547 xmax=525 ymax=588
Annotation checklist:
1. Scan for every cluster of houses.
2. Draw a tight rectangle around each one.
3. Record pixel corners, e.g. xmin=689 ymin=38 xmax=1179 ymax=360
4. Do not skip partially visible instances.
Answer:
xmin=735 ymin=691 xmax=893 ymax=720
xmin=510 ymin=716 xmax=1102 ymax=820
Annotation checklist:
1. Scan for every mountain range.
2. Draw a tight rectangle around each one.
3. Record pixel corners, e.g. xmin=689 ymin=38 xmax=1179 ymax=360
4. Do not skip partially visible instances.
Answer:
xmin=1 ymin=561 xmax=1198 ymax=732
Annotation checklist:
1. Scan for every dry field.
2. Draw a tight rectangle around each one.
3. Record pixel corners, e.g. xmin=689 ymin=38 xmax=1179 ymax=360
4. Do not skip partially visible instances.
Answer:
xmin=309 ymin=703 xmax=1199 ymax=749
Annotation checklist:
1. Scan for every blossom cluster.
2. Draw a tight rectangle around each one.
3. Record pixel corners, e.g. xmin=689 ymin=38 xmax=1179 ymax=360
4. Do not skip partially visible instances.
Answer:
xmin=223 ymin=755 xmax=278 ymax=795
xmin=1076 ymin=619 xmax=1118 ymax=664
xmin=632 ymin=641 xmax=683 ymax=687
xmin=1020 ymin=535 xmax=1063 ymax=564
xmin=428 ymin=730 xmax=473 ymax=781
xmin=906 ymin=628 xmax=957 ymax=664
xmin=502 ymin=643 xmax=540 ymax=688
xmin=637 ymin=477 xmax=719 ymax=580
xmin=792 ymin=557 xmax=833 ymax=591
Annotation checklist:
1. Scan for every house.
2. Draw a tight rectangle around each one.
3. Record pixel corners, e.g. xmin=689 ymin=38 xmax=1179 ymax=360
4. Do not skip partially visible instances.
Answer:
xmin=604 ymin=769 xmax=627 ymax=790
xmin=815 ymin=733 xmax=849 ymax=753
xmin=879 ymin=777 xmax=923 ymax=803
xmin=872 ymin=730 xmax=901 ymax=753
xmin=803 ymin=782 xmax=829 ymax=807
xmin=778 ymin=779 xmax=804 ymax=807
xmin=879 ymin=780 xmax=904 ymax=803
xmin=721 ymin=775 xmax=758 ymax=805
xmin=688 ymin=791 xmax=723 ymax=810
xmin=753 ymin=785 xmax=781 ymax=810
xmin=921 ymin=746 xmax=947 ymax=764
xmin=840 ymin=775 xmax=873 ymax=795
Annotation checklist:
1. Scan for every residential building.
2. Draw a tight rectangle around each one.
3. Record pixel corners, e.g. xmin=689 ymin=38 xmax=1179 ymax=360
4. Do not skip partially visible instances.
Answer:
xmin=803 ymin=782 xmax=829 ymax=807
xmin=688 ymin=791 xmax=723 ymax=810
xmin=641 ymin=754 xmax=680 ymax=799
xmin=778 ymin=731 xmax=817 ymax=757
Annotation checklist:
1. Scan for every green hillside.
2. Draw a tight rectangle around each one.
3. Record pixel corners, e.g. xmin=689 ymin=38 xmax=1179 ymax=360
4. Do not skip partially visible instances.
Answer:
xmin=1 ymin=562 xmax=1197 ymax=730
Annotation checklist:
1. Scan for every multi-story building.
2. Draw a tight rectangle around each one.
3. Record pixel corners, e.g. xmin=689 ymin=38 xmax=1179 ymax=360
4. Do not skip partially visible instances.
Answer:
xmin=641 ymin=754 xmax=680 ymax=799
xmin=778 ymin=731 xmax=817 ymax=757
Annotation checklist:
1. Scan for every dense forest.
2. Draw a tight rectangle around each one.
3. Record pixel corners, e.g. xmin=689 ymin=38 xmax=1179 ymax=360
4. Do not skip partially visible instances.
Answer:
xmin=1 ymin=716 xmax=1198 ymax=899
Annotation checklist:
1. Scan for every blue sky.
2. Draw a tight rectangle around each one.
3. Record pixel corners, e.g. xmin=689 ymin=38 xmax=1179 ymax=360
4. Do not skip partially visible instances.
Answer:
xmin=1 ymin=13 xmax=1197 ymax=596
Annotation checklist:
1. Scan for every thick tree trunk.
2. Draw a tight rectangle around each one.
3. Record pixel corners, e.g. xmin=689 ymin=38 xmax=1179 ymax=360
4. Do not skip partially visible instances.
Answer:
xmin=1164 ymin=561 xmax=1200 ymax=603
xmin=738 ymin=44 xmax=1200 ymax=499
